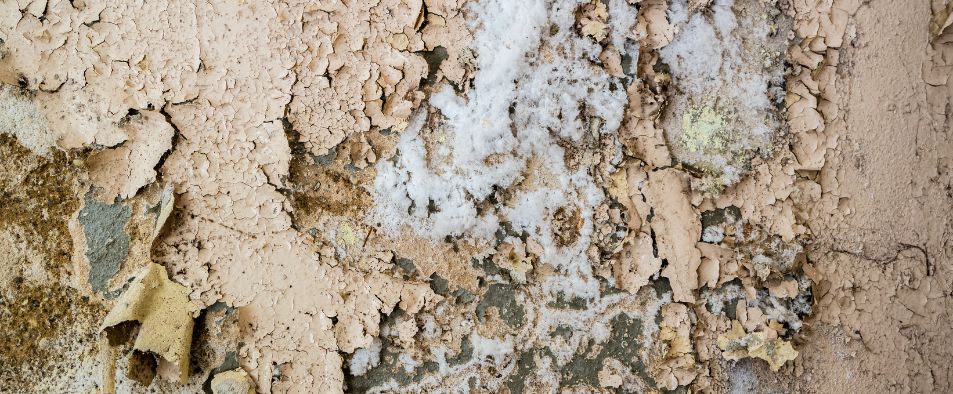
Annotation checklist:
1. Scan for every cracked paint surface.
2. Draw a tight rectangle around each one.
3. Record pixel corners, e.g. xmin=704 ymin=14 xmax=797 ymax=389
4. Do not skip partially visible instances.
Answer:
xmin=0 ymin=0 xmax=952 ymax=393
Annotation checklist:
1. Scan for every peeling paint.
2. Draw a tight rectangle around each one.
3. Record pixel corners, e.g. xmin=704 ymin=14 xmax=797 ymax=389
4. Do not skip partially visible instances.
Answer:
xmin=1 ymin=0 xmax=952 ymax=392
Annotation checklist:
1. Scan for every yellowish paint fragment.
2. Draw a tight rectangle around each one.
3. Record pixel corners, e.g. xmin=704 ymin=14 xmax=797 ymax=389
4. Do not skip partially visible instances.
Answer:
xmin=338 ymin=221 xmax=359 ymax=247
xmin=211 ymin=368 xmax=256 ymax=394
xmin=579 ymin=0 xmax=609 ymax=41
xmin=680 ymin=105 xmax=728 ymax=154
xmin=653 ymin=303 xmax=698 ymax=390
xmin=152 ymin=185 xmax=175 ymax=243
xmin=493 ymin=238 xmax=535 ymax=284
xmin=101 ymin=263 xmax=198 ymax=383
xmin=717 ymin=320 xmax=798 ymax=371
xmin=931 ymin=1 xmax=953 ymax=40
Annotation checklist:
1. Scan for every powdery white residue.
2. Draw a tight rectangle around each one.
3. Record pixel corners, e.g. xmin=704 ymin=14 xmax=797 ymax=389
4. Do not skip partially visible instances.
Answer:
xmin=702 ymin=283 xmax=745 ymax=315
xmin=762 ymin=296 xmax=806 ymax=331
xmin=398 ymin=352 xmax=420 ymax=374
xmin=702 ymin=226 xmax=726 ymax=244
xmin=663 ymin=0 xmax=745 ymax=97
xmin=608 ymin=0 xmax=640 ymax=54
xmin=371 ymin=0 xmax=628 ymax=282
xmin=469 ymin=331 xmax=514 ymax=366
xmin=506 ymin=181 xmax=603 ymax=298
xmin=728 ymin=360 xmax=760 ymax=394
xmin=660 ymin=0 xmax=782 ymax=186
xmin=371 ymin=111 xmax=502 ymax=239
xmin=349 ymin=338 xmax=383 ymax=376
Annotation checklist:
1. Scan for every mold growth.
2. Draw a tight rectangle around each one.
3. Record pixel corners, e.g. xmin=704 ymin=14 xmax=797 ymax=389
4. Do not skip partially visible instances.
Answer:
xmin=0 ymin=134 xmax=82 ymax=277
xmin=659 ymin=0 xmax=791 ymax=191
xmin=0 ymin=278 xmax=101 ymax=392
xmin=370 ymin=0 xmax=629 ymax=265
xmin=0 ymin=135 xmax=100 ymax=392
xmin=1 ymin=0 xmax=950 ymax=391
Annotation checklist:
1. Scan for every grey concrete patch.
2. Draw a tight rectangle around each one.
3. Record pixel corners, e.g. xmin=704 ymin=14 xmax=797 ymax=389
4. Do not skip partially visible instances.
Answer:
xmin=504 ymin=348 xmax=542 ymax=394
xmin=345 ymin=335 xmax=440 ymax=392
xmin=78 ymin=191 xmax=131 ymax=294
xmin=476 ymin=283 xmax=525 ymax=329
xmin=394 ymin=257 xmax=417 ymax=277
xmin=559 ymin=312 xmax=654 ymax=390
xmin=546 ymin=291 xmax=589 ymax=310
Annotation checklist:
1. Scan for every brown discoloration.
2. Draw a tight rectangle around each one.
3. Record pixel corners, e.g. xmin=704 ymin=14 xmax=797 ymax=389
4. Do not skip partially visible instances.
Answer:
xmin=0 ymin=134 xmax=83 ymax=275
xmin=553 ymin=205 xmax=583 ymax=247
xmin=1 ymin=0 xmax=952 ymax=392
xmin=0 ymin=135 xmax=103 ymax=391
xmin=0 ymin=279 xmax=101 ymax=391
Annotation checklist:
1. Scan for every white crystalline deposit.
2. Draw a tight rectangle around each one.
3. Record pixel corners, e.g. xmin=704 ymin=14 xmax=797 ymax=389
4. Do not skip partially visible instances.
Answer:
xmin=372 ymin=0 xmax=633 ymax=287
xmin=660 ymin=0 xmax=786 ymax=188
xmin=349 ymin=338 xmax=383 ymax=376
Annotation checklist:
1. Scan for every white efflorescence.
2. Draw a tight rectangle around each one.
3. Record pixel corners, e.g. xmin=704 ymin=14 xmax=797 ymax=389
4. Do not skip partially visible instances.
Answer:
xmin=469 ymin=331 xmax=515 ymax=366
xmin=349 ymin=338 xmax=383 ymax=376
xmin=660 ymin=0 xmax=785 ymax=187
xmin=608 ymin=0 xmax=640 ymax=55
xmin=371 ymin=0 xmax=629 ymax=291
xmin=702 ymin=225 xmax=726 ymax=243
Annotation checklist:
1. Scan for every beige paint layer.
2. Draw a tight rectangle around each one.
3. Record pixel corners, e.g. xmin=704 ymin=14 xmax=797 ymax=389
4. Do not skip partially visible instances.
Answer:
xmin=101 ymin=263 xmax=198 ymax=383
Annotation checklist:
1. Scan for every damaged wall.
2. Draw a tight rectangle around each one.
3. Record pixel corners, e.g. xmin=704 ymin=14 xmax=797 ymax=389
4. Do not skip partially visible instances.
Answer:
xmin=0 ymin=0 xmax=951 ymax=393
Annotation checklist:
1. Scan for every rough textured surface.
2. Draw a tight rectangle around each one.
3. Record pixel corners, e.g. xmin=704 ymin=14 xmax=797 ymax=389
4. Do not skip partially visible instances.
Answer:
xmin=101 ymin=263 xmax=198 ymax=383
xmin=0 ymin=0 xmax=951 ymax=393
xmin=78 ymin=193 xmax=132 ymax=294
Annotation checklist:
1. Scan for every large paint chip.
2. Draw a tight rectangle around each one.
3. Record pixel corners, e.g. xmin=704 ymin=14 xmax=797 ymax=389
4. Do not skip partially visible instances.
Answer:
xmin=717 ymin=320 xmax=797 ymax=371
xmin=87 ymin=110 xmax=175 ymax=200
xmin=931 ymin=1 xmax=953 ymax=40
xmin=644 ymin=168 xmax=701 ymax=302
xmin=101 ymin=263 xmax=198 ymax=383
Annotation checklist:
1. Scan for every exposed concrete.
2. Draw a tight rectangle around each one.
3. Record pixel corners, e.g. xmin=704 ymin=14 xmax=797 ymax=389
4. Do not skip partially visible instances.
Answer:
xmin=78 ymin=192 xmax=131 ymax=294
